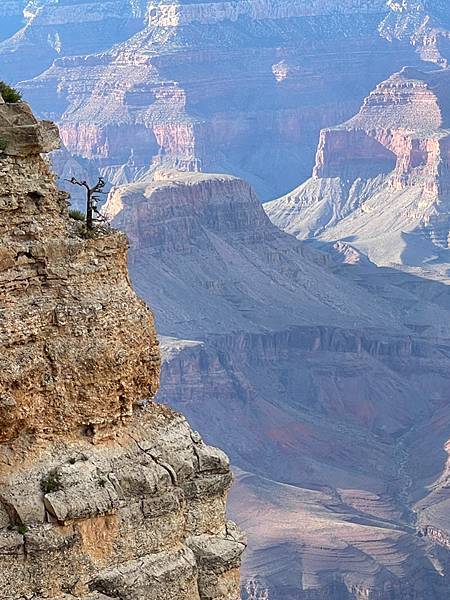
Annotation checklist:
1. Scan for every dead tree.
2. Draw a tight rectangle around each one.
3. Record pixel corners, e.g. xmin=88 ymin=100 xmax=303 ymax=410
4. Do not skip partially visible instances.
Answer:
xmin=66 ymin=176 xmax=107 ymax=229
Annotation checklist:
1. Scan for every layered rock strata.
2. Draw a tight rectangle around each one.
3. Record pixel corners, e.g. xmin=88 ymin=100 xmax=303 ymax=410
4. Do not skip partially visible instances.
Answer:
xmin=0 ymin=100 xmax=244 ymax=598
xmin=380 ymin=0 xmax=450 ymax=66
xmin=13 ymin=0 xmax=423 ymax=200
xmin=266 ymin=66 xmax=450 ymax=270
xmin=106 ymin=170 xmax=450 ymax=598
xmin=3 ymin=1 xmax=450 ymax=203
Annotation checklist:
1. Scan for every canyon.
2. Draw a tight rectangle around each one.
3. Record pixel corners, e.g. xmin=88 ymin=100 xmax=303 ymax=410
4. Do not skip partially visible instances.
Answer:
xmin=2 ymin=0 xmax=439 ymax=201
xmin=104 ymin=169 xmax=450 ymax=598
xmin=4 ymin=1 xmax=450 ymax=598
xmin=0 ymin=99 xmax=244 ymax=598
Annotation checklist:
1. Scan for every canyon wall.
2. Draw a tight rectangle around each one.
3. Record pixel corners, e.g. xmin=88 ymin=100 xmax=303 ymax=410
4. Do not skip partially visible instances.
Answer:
xmin=0 ymin=100 xmax=244 ymax=598
xmin=6 ymin=0 xmax=429 ymax=201
xmin=2 ymin=1 xmax=450 ymax=204
xmin=4 ymin=2 xmax=450 ymax=598
xmin=266 ymin=66 xmax=450 ymax=271
xmin=105 ymin=169 xmax=450 ymax=598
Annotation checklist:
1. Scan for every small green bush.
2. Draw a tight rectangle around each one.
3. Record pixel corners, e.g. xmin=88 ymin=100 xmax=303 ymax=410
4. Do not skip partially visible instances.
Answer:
xmin=41 ymin=468 xmax=63 ymax=494
xmin=0 ymin=81 xmax=22 ymax=103
xmin=17 ymin=524 xmax=28 ymax=535
xmin=0 ymin=139 xmax=7 ymax=153
xmin=69 ymin=208 xmax=86 ymax=222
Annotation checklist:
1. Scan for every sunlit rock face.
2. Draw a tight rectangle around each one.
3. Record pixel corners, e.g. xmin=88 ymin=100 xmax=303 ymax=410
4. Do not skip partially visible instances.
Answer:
xmin=0 ymin=100 xmax=160 ymax=442
xmin=106 ymin=169 xmax=450 ymax=598
xmin=0 ymin=101 xmax=244 ymax=600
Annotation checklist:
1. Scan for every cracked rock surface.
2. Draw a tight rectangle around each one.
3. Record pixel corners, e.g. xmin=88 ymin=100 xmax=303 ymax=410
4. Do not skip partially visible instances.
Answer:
xmin=0 ymin=99 xmax=245 ymax=599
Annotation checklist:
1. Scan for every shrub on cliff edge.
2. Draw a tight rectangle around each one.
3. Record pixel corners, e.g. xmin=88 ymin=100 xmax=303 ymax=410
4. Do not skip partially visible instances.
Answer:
xmin=0 ymin=81 xmax=22 ymax=103
xmin=69 ymin=208 xmax=86 ymax=222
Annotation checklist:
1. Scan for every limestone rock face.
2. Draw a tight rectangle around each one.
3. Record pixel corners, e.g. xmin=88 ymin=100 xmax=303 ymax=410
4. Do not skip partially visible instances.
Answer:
xmin=0 ymin=100 xmax=159 ymax=443
xmin=0 ymin=101 xmax=244 ymax=598
xmin=0 ymin=96 xmax=59 ymax=156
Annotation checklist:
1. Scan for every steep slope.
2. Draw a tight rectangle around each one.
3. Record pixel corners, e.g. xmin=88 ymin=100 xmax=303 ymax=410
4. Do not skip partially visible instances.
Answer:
xmin=105 ymin=170 xmax=450 ymax=598
xmin=14 ymin=0 xmax=426 ymax=200
xmin=0 ymin=100 xmax=244 ymax=598
xmin=105 ymin=172 xmax=412 ymax=335
xmin=266 ymin=66 xmax=450 ymax=271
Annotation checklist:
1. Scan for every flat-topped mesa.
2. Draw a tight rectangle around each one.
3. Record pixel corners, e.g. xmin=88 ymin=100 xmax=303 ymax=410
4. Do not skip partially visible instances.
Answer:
xmin=0 ymin=102 xmax=245 ymax=600
xmin=105 ymin=171 xmax=275 ymax=254
xmin=0 ymin=99 xmax=161 ymax=444
xmin=313 ymin=67 xmax=450 ymax=195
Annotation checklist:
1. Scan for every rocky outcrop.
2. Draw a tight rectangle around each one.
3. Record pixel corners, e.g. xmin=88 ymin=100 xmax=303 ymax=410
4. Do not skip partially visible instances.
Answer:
xmin=0 ymin=101 xmax=244 ymax=598
xmin=266 ymin=66 xmax=450 ymax=269
xmin=106 ymin=169 xmax=450 ymax=598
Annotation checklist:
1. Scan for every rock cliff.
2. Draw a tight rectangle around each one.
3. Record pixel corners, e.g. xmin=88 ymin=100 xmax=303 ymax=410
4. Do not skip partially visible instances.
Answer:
xmin=106 ymin=169 xmax=450 ymax=598
xmin=0 ymin=100 xmax=244 ymax=598
xmin=266 ymin=66 xmax=450 ymax=271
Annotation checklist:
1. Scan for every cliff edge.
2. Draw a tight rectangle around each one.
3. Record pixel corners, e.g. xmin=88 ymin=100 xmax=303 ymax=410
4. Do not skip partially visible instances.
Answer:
xmin=0 ymin=98 xmax=245 ymax=599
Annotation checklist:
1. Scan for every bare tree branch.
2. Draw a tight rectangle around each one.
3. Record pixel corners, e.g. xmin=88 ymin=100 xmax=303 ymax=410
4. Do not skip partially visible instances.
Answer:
xmin=65 ymin=177 xmax=108 ymax=230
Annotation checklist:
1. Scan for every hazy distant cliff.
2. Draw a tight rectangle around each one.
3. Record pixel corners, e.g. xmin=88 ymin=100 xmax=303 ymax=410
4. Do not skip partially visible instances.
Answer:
xmin=8 ymin=0 xmax=426 ymax=201
xmin=266 ymin=66 xmax=450 ymax=270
